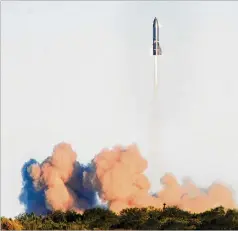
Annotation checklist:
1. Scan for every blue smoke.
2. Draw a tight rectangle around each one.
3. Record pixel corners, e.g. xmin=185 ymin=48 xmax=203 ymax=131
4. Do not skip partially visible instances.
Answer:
xmin=19 ymin=159 xmax=99 ymax=214
xmin=19 ymin=159 xmax=50 ymax=215
xmin=67 ymin=162 xmax=98 ymax=209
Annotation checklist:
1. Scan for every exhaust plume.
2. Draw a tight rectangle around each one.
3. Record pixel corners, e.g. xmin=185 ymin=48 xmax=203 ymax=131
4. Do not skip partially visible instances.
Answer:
xmin=20 ymin=142 xmax=237 ymax=215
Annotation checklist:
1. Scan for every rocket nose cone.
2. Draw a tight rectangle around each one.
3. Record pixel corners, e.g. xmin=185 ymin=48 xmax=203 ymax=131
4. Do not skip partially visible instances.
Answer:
xmin=153 ymin=17 xmax=158 ymax=26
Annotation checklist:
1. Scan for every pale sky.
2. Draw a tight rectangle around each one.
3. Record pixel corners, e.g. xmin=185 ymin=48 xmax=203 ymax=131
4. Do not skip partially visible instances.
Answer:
xmin=2 ymin=1 xmax=238 ymax=218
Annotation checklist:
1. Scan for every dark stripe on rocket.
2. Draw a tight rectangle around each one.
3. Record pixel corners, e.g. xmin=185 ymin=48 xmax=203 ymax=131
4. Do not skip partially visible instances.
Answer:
xmin=153 ymin=17 xmax=162 ymax=56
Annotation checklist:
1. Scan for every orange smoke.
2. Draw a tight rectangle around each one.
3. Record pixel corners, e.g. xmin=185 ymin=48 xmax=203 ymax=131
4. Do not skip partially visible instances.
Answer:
xmin=28 ymin=143 xmax=90 ymax=214
xmin=27 ymin=142 xmax=237 ymax=215
xmin=92 ymin=144 xmax=163 ymax=213
xmin=92 ymin=144 xmax=236 ymax=214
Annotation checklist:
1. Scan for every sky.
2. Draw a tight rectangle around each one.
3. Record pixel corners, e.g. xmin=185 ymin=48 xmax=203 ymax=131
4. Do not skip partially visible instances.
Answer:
xmin=2 ymin=1 xmax=238 ymax=218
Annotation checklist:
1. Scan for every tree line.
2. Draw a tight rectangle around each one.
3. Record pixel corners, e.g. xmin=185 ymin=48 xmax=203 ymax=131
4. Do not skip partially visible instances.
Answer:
xmin=1 ymin=206 xmax=238 ymax=230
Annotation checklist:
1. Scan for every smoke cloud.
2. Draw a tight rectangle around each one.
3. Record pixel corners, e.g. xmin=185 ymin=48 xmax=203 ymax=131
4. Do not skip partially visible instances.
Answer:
xmin=19 ymin=159 xmax=50 ymax=215
xmin=19 ymin=143 xmax=98 ymax=215
xmin=20 ymin=142 xmax=237 ymax=215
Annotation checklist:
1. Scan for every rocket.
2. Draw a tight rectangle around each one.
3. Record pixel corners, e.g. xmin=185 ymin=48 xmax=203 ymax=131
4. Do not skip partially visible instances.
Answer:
xmin=147 ymin=18 xmax=163 ymax=187
xmin=153 ymin=17 xmax=162 ymax=56
xmin=152 ymin=17 xmax=162 ymax=90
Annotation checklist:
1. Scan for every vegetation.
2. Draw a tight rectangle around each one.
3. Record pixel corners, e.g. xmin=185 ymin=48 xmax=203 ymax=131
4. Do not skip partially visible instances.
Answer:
xmin=1 ymin=217 xmax=23 ymax=230
xmin=1 ymin=206 xmax=238 ymax=230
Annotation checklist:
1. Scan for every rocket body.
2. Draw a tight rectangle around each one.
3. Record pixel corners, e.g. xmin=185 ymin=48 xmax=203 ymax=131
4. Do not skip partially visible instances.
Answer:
xmin=152 ymin=17 xmax=162 ymax=90
xmin=153 ymin=17 xmax=162 ymax=56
